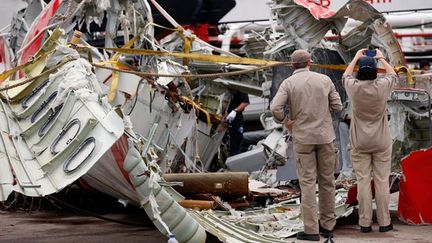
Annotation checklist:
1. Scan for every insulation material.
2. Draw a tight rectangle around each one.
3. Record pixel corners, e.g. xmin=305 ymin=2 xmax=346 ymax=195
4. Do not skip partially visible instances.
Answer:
xmin=398 ymin=147 xmax=432 ymax=225
xmin=388 ymin=103 xmax=407 ymax=142
xmin=46 ymin=45 xmax=80 ymax=68
xmin=96 ymin=0 xmax=111 ymax=11
xmin=50 ymin=59 xmax=101 ymax=107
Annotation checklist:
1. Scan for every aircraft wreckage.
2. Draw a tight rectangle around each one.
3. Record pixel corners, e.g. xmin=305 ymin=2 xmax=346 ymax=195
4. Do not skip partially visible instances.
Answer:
xmin=0 ymin=0 xmax=431 ymax=242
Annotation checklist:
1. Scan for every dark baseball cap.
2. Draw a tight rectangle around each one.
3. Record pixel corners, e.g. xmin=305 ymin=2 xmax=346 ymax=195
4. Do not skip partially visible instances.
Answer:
xmin=358 ymin=56 xmax=377 ymax=71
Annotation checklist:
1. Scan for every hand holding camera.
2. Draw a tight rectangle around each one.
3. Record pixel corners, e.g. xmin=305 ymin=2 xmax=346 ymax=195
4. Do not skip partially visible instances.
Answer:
xmin=374 ymin=49 xmax=385 ymax=61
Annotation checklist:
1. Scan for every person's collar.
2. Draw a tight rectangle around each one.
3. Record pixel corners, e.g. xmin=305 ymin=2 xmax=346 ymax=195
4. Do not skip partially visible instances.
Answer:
xmin=293 ymin=67 xmax=309 ymax=74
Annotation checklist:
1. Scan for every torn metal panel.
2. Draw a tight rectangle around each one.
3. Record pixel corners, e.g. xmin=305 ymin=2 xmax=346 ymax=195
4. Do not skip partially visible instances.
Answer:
xmin=226 ymin=147 xmax=267 ymax=173
xmin=212 ymin=78 xmax=263 ymax=97
xmin=269 ymin=0 xmax=337 ymax=50
xmin=414 ymin=73 xmax=432 ymax=95
xmin=397 ymin=147 xmax=432 ymax=225
xmin=248 ymin=179 xmax=287 ymax=195
xmin=371 ymin=18 xmax=407 ymax=67
xmin=331 ymin=0 xmax=406 ymax=66
xmin=123 ymin=140 xmax=207 ymax=243
xmin=0 ymin=51 xmax=124 ymax=201
xmin=262 ymin=129 xmax=288 ymax=166
xmin=0 ymin=37 xmax=13 ymax=74
xmin=82 ymin=136 xmax=142 ymax=204
xmin=9 ymin=0 xmax=38 ymax=52
xmin=388 ymin=88 xmax=431 ymax=171
xmin=190 ymin=190 xmax=353 ymax=243
xmin=275 ymin=141 xmax=298 ymax=182
xmin=18 ymin=0 xmax=62 ymax=65
xmin=124 ymin=80 xmax=208 ymax=171
xmin=190 ymin=210 xmax=296 ymax=243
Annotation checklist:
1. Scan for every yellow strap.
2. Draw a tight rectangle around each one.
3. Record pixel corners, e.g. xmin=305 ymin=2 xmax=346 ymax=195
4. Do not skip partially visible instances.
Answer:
xmin=395 ymin=66 xmax=414 ymax=87
xmin=104 ymin=47 xmax=281 ymax=66
xmin=183 ymin=36 xmax=193 ymax=65
xmin=0 ymin=28 xmax=63 ymax=83
xmin=312 ymin=64 xmax=348 ymax=72
xmin=0 ymin=50 xmax=54 ymax=82
xmin=34 ymin=27 xmax=63 ymax=58
xmin=108 ymin=33 xmax=142 ymax=102
xmin=110 ymin=33 xmax=141 ymax=61
xmin=97 ymin=60 xmax=130 ymax=69
xmin=181 ymin=96 xmax=211 ymax=125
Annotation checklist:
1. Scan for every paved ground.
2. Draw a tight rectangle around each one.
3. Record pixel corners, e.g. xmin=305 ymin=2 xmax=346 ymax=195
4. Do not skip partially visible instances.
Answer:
xmin=1 ymin=209 xmax=431 ymax=243
xmin=0 ymin=193 xmax=431 ymax=243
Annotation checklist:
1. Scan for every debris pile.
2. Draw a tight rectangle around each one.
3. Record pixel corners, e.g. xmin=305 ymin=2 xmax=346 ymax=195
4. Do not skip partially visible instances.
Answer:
xmin=0 ymin=0 xmax=431 ymax=242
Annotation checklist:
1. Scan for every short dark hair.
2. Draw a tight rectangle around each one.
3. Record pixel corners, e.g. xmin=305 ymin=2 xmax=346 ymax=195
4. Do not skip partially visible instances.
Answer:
xmin=357 ymin=67 xmax=377 ymax=80
xmin=293 ymin=62 xmax=308 ymax=69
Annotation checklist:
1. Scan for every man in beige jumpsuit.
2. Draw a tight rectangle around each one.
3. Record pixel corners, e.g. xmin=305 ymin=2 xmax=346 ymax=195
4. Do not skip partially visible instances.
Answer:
xmin=342 ymin=48 xmax=397 ymax=233
xmin=270 ymin=50 xmax=342 ymax=241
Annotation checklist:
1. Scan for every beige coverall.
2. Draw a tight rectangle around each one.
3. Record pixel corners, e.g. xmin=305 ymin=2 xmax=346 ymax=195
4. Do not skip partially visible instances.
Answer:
xmin=271 ymin=68 xmax=342 ymax=234
xmin=342 ymin=73 xmax=397 ymax=227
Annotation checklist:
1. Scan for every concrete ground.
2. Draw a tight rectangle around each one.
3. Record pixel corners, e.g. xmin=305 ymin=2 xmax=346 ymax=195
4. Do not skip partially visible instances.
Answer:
xmin=0 ymin=193 xmax=431 ymax=243
xmin=1 ymin=209 xmax=431 ymax=243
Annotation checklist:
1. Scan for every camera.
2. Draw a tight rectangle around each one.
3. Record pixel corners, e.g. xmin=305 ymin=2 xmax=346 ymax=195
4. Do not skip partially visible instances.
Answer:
xmin=365 ymin=45 xmax=376 ymax=57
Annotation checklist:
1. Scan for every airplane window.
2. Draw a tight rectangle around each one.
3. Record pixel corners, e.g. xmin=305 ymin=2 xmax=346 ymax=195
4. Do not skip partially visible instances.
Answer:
xmin=22 ymin=79 xmax=49 ymax=109
xmin=38 ymin=103 xmax=63 ymax=137
xmin=63 ymin=137 xmax=96 ymax=173
xmin=50 ymin=119 xmax=81 ymax=155
xmin=31 ymin=91 xmax=57 ymax=123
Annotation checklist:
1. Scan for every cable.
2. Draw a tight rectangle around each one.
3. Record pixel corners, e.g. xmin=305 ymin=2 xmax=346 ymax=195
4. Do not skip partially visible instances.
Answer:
xmin=45 ymin=195 xmax=154 ymax=228
xmin=92 ymin=62 xmax=286 ymax=79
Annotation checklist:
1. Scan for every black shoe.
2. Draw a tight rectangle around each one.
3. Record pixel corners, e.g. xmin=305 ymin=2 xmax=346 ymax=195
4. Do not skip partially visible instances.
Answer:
xmin=379 ymin=224 xmax=393 ymax=232
xmin=296 ymin=232 xmax=320 ymax=241
xmin=319 ymin=227 xmax=334 ymax=238
xmin=360 ymin=226 xmax=372 ymax=233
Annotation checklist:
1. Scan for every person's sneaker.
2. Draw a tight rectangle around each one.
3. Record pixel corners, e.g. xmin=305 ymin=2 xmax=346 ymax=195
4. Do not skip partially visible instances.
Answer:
xmin=319 ymin=227 xmax=334 ymax=238
xmin=296 ymin=232 xmax=320 ymax=241
xmin=379 ymin=224 xmax=393 ymax=232
xmin=360 ymin=226 xmax=372 ymax=233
